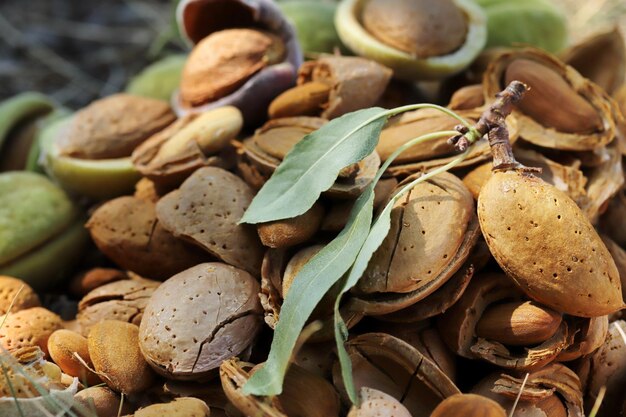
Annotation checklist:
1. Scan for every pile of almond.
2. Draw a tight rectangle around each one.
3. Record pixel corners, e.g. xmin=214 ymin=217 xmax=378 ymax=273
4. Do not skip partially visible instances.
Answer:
xmin=2 ymin=0 xmax=626 ymax=416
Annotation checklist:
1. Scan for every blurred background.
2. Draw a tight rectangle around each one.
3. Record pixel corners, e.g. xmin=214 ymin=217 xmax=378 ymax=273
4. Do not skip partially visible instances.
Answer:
xmin=0 ymin=0 xmax=625 ymax=108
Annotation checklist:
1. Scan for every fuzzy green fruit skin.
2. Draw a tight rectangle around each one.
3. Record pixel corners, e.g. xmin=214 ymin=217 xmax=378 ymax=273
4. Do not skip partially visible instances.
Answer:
xmin=0 ymin=220 xmax=89 ymax=291
xmin=478 ymin=170 xmax=623 ymax=317
xmin=126 ymin=55 xmax=187 ymax=102
xmin=476 ymin=0 xmax=568 ymax=53
xmin=41 ymin=117 xmax=141 ymax=200
xmin=0 ymin=172 xmax=77 ymax=265
xmin=278 ymin=1 xmax=347 ymax=55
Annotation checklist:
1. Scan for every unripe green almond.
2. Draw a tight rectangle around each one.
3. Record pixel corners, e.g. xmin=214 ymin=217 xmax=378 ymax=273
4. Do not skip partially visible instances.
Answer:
xmin=478 ymin=170 xmax=623 ymax=317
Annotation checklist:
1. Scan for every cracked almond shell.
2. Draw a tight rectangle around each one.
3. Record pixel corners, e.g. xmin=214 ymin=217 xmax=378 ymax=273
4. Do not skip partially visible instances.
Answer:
xmin=86 ymin=195 xmax=210 ymax=280
xmin=333 ymin=333 xmax=460 ymax=417
xmin=347 ymin=387 xmax=412 ymax=417
xmin=335 ymin=0 xmax=487 ymax=80
xmin=483 ymin=48 xmax=618 ymax=151
xmin=478 ymin=170 xmax=624 ymax=317
xmin=438 ymin=273 xmax=571 ymax=371
xmin=472 ymin=363 xmax=583 ymax=417
xmin=139 ymin=263 xmax=263 ymax=380
xmin=156 ymin=167 xmax=264 ymax=275
xmin=77 ymin=279 xmax=160 ymax=336
xmin=350 ymin=172 xmax=479 ymax=315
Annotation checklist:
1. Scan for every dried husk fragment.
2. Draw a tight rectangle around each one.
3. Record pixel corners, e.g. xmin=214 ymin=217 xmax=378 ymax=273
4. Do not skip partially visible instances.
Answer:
xmin=259 ymin=246 xmax=362 ymax=342
xmin=478 ymin=168 xmax=624 ymax=317
xmin=139 ymin=263 xmax=263 ymax=380
xmin=77 ymin=278 xmax=160 ymax=336
xmin=333 ymin=333 xmax=460 ymax=416
xmin=349 ymin=172 xmax=479 ymax=315
xmin=561 ymin=26 xmax=626 ymax=95
xmin=335 ymin=0 xmax=487 ymax=80
xmin=483 ymin=48 xmax=617 ymax=151
xmin=347 ymin=387 xmax=412 ymax=417
xmin=381 ymin=109 xmax=519 ymax=178
xmin=175 ymin=0 xmax=302 ymax=124
xmin=577 ymin=320 xmax=626 ymax=416
xmin=602 ymin=234 xmax=626 ymax=302
xmin=430 ymin=393 xmax=506 ymax=417
xmin=156 ymin=167 xmax=264 ymax=275
xmin=556 ymin=315 xmax=608 ymax=362
xmin=58 ymin=94 xmax=175 ymax=160
xmin=86 ymin=195 xmax=210 ymax=280
xmin=269 ymin=56 xmax=392 ymax=120
xmin=600 ymin=188 xmax=626 ymax=247
xmin=438 ymin=273 xmax=571 ymax=371
xmin=132 ymin=106 xmax=242 ymax=190
xmin=472 ymin=363 xmax=584 ymax=417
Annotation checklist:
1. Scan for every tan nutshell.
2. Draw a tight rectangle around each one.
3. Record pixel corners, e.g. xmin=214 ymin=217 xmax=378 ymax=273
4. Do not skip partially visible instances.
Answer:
xmin=347 ymin=387 xmax=412 ymax=417
xmin=87 ymin=195 xmax=209 ymax=280
xmin=156 ymin=167 xmax=264 ymax=275
xmin=475 ymin=301 xmax=563 ymax=346
xmin=478 ymin=170 xmax=623 ymax=317
xmin=135 ymin=397 xmax=211 ymax=417
xmin=448 ymin=84 xmax=485 ymax=110
xmin=59 ymin=93 xmax=175 ymax=159
xmin=73 ymin=386 xmax=133 ymax=417
xmin=431 ymin=393 xmax=506 ymax=417
xmin=47 ymin=329 xmax=100 ymax=385
xmin=139 ymin=263 xmax=263 ymax=380
xmin=0 ymin=307 xmax=62 ymax=356
xmin=362 ymin=0 xmax=467 ymax=58
xmin=76 ymin=279 xmax=159 ymax=336
xmin=88 ymin=320 xmax=155 ymax=394
xmin=180 ymin=28 xmax=285 ymax=106
xmin=0 ymin=275 xmax=40 ymax=315
xmin=257 ymin=202 xmax=324 ymax=248
xmin=69 ymin=268 xmax=128 ymax=297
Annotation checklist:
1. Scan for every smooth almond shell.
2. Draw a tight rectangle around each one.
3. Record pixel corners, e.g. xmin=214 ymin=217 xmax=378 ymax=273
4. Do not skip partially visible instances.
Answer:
xmin=361 ymin=0 xmax=467 ymax=58
xmin=430 ymin=393 xmax=506 ymax=417
xmin=478 ymin=170 xmax=623 ymax=317
xmin=0 ymin=275 xmax=40 ymax=315
xmin=0 ymin=307 xmax=62 ymax=356
xmin=48 ymin=329 xmax=100 ymax=385
xmin=268 ymin=81 xmax=332 ymax=119
xmin=476 ymin=301 xmax=563 ymax=346
xmin=88 ymin=320 xmax=155 ymax=394
xmin=59 ymin=93 xmax=175 ymax=159
xmin=135 ymin=397 xmax=211 ymax=417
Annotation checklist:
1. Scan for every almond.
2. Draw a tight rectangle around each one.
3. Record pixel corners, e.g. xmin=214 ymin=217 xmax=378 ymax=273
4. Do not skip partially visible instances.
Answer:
xmin=0 ymin=275 xmax=40 ymax=315
xmin=476 ymin=301 xmax=562 ymax=346
xmin=268 ymin=81 xmax=332 ymax=119
xmin=505 ymin=58 xmax=603 ymax=134
xmin=0 ymin=307 xmax=62 ymax=356
xmin=48 ymin=329 xmax=101 ymax=385
xmin=88 ymin=320 xmax=155 ymax=394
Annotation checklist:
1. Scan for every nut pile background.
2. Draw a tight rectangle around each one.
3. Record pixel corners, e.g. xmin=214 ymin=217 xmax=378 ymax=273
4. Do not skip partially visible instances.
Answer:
xmin=2 ymin=0 xmax=626 ymax=416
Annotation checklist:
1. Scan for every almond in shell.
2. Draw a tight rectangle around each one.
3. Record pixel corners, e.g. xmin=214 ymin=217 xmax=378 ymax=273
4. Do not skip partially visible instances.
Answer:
xmin=0 ymin=307 xmax=62 ymax=356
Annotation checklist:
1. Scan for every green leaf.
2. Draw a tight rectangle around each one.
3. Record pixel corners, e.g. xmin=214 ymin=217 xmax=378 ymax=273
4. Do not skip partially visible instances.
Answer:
xmin=333 ymin=150 xmax=471 ymax=404
xmin=243 ymin=187 xmax=375 ymax=396
xmin=240 ymin=107 xmax=387 ymax=224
